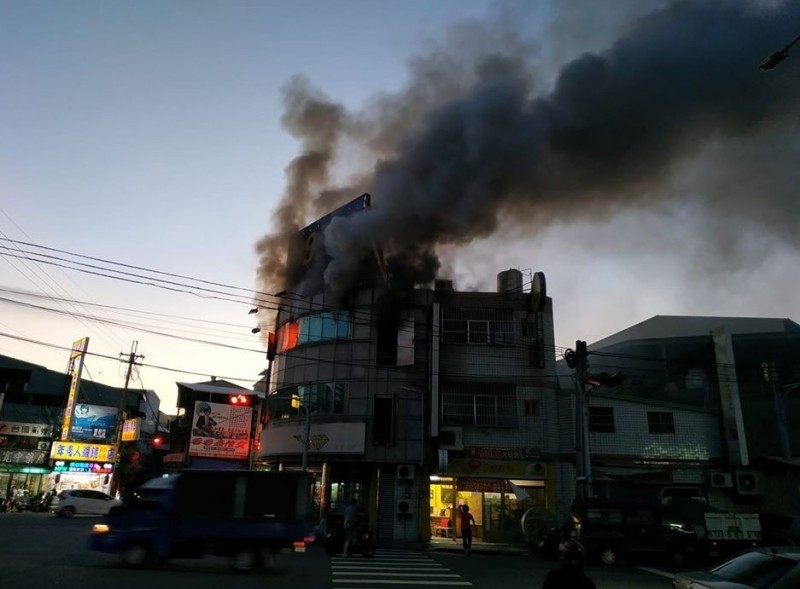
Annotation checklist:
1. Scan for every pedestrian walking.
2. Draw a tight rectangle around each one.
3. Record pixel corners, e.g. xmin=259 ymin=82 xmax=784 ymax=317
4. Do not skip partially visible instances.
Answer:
xmin=459 ymin=504 xmax=475 ymax=556
xmin=542 ymin=539 xmax=596 ymax=589
xmin=342 ymin=498 xmax=358 ymax=556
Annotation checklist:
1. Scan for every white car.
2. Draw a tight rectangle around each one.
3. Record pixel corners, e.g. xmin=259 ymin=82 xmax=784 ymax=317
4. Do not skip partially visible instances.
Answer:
xmin=51 ymin=489 xmax=122 ymax=517
xmin=673 ymin=547 xmax=800 ymax=589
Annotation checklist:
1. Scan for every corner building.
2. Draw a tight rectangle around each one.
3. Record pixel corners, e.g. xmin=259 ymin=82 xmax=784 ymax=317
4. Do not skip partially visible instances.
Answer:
xmin=258 ymin=268 xmax=561 ymax=547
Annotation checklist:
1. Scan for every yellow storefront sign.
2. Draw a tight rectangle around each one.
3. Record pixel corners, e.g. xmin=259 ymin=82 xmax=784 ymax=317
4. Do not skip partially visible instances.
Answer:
xmin=49 ymin=441 xmax=117 ymax=462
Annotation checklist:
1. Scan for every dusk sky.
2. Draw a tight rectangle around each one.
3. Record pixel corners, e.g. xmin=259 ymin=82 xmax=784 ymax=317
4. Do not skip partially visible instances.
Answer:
xmin=2 ymin=0 xmax=799 ymax=412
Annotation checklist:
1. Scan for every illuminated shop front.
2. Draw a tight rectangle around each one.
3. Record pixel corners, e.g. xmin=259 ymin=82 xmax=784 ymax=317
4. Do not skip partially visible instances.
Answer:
xmin=430 ymin=449 xmax=556 ymax=543
xmin=48 ymin=441 xmax=118 ymax=495
xmin=0 ymin=420 xmax=55 ymax=498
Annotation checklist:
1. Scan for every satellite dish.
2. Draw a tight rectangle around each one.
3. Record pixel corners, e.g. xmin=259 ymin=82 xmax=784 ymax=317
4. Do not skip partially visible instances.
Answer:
xmin=529 ymin=272 xmax=547 ymax=312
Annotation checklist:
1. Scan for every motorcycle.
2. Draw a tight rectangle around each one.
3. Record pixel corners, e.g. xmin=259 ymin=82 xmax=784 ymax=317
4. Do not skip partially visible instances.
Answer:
xmin=324 ymin=514 xmax=376 ymax=557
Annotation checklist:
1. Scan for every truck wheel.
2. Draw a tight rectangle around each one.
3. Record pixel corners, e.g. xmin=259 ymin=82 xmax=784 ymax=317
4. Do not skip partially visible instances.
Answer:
xmin=230 ymin=548 xmax=260 ymax=573
xmin=120 ymin=542 xmax=150 ymax=567
xmin=599 ymin=547 xmax=618 ymax=566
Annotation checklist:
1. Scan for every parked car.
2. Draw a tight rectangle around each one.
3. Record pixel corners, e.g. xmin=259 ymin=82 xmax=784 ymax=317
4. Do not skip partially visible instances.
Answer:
xmin=51 ymin=489 xmax=122 ymax=517
xmin=543 ymin=498 xmax=706 ymax=566
xmin=673 ymin=546 xmax=800 ymax=589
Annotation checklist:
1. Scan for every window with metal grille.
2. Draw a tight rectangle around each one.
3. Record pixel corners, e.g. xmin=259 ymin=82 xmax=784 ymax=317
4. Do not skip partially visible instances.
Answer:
xmin=588 ymin=406 xmax=615 ymax=433
xmin=441 ymin=382 xmax=517 ymax=427
xmin=441 ymin=308 xmax=514 ymax=345
xmin=647 ymin=411 xmax=675 ymax=434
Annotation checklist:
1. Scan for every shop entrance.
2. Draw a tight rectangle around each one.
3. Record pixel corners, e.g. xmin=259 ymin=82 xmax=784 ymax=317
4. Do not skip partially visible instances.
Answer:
xmin=430 ymin=476 xmax=548 ymax=543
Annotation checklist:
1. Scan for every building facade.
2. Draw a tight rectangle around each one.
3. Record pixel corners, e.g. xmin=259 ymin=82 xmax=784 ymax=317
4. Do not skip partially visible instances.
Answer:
xmin=0 ymin=353 xmax=148 ymax=500
xmin=257 ymin=268 xmax=560 ymax=545
xmin=566 ymin=315 xmax=800 ymax=514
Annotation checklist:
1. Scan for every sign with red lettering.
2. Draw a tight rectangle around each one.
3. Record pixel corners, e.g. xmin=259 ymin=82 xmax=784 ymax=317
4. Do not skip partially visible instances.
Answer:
xmin=187 ymin=401 xmax=252 ymax=460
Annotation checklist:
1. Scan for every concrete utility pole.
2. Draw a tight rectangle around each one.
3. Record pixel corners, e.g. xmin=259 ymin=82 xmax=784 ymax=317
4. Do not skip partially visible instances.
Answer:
xmin=111 ymin=341 xmax=143 ymax=496
xmin=573 ymin=341 xmax=592 ymax=499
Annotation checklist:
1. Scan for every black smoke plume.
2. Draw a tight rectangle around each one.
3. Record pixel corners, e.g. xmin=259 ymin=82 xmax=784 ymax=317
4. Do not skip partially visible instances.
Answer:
xmin=256 ymin=0 xmax=800 ymax=302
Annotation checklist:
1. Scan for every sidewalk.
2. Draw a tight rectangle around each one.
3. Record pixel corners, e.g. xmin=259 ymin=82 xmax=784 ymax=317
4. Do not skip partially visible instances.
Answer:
xmin=426 ymin=536 xmax=531 ymax=556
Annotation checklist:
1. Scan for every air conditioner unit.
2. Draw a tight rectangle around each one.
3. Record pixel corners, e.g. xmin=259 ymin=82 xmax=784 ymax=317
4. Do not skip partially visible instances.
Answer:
xmin=735 ymin=471 xmax=760 ymax=495
xmin=37 ymin=441 xmax=50 ymax=450
xmin=396 ymin=498 xmax=415 ymax=516
xmin=396 ymin=464 xmax=415 ymax=481
xmin=439 ymin=427 xmax=463 ymax=450
xmin=710 ymin=472 xmax=733 ymax=489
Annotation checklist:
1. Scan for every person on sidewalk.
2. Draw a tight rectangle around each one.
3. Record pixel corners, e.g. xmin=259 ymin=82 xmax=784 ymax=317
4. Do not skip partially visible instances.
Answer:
xmin=542 ymin=539 xmax=596 ymax=589
xmin=342 ymin=498 xmax=358 ymax=556
xmin=459 ymin=504 xmax=475 ymax=556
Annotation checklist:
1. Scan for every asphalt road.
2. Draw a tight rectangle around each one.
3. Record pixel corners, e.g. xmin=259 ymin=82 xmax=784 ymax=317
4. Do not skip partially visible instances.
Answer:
xmin=0 ymin=512 xmax=676 ymax=589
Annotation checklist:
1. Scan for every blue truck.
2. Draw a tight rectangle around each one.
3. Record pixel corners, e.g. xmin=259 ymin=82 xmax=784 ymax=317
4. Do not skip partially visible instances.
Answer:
xmin=88 ymin=469 xmax=316 ymax=572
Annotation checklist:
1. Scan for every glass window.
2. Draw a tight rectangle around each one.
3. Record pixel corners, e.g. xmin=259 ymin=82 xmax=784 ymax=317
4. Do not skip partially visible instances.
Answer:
xmin=589 ymin=407 xmax=615 ymax=433
xmin=648 ymin=411 xmax=675 ymax=434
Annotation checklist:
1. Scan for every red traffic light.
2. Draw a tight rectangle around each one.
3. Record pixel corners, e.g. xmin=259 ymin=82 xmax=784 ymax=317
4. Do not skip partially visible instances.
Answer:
xmin=152 ymin=434 xmax=165 ymax=447
xmin=228 ymin=394 xmax=251 ymax=406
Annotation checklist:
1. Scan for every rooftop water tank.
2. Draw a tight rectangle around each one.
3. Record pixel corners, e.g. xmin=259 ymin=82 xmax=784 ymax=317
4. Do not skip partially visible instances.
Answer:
xmin=497 ymin=269 xmax=523 ymax=294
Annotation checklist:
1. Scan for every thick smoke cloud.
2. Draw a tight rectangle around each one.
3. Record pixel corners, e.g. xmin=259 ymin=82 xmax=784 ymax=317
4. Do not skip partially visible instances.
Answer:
xmin=256 ymin=0 xmax=800 ymax=301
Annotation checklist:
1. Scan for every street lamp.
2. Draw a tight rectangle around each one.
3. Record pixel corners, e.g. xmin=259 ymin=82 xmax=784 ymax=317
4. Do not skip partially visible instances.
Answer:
xmin=292 ymin=394 xmax=314 ymax=470
xmin=760 ymin=33 xmax=800 ymax=71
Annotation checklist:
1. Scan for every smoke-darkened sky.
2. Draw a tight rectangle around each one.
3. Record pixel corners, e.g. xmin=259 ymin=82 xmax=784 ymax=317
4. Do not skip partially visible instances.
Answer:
xmin=2 ymin=1 xmax=798 ymax=409
xmin=256 ymin=0 xmax=800 ymax=332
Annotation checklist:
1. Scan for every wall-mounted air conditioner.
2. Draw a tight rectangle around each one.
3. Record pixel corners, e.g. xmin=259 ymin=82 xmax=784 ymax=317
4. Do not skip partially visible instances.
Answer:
xmin=396 ymin=498 xmax=415 ymax=516
xmin=396 ymin=464 xmax=415 ymax=481
xmin=710 ymin=472 xmax=733 ymax=489
xmin=735 ymin=471 xmax=760 ymax=495
xmin=439 ymin=427 xmax=463 ymax=450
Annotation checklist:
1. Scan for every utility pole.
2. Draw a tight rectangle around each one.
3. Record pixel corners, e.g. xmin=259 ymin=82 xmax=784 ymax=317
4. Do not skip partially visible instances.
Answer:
xmin=111 ymin=341 xmax=144 ymax=496
xmin=569 ymin=341 xmax=592 ymax=499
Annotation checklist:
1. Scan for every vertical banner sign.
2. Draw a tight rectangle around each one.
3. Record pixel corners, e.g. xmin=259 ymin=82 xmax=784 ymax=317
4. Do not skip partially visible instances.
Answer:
xmin=61 ymin=337 xmax=90 ymax=441
xmin=711 ymin=326 xmax=749 ymax=466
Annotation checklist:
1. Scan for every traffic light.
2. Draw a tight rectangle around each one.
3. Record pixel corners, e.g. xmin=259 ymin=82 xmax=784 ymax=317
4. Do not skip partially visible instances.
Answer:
xmin=228 ymin=394 xmax=251 ymax=406
xmin=152 ymin=434 xmax=165 ymax=447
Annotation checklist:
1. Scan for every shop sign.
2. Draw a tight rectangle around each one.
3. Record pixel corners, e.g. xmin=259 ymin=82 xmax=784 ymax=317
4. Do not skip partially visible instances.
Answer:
xmin=0 ymin=448 xmax=48 ymax=465
xmin=121 ymin=418 xmax=141 ymax=442
xmin=446 ymin=457 xmax=544 ymax=478
xmin=188 ymin=400 xmax=252 ymax=460
xmin=0 ymin=421 xmax=54 ymax=437
xmin=466 ymin=447 xmax=541 ymax=460
xmin=53 ymin=460 xmax=114 ymax=474
xmin=49 ymin=441 xmax=116 ymax=462
xmin=456 ymin=478 xmax=510 ymax=493
xmin=61 ymin=337 xmax=89 ymax=440
xmin=69 ymin=404 xmax=118 ymax=443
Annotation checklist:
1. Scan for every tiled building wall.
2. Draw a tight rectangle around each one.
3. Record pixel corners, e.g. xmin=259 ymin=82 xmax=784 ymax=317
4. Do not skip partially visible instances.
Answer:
xmin=587 ymin=396 xmax=723 ymax=461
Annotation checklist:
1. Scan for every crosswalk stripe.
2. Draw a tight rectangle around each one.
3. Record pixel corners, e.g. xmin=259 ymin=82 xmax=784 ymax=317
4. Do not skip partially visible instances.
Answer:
xmin=332 ymin=581 xmax=472 ymax=586
xmin=334 ymin=573 xmax=459 ymax=577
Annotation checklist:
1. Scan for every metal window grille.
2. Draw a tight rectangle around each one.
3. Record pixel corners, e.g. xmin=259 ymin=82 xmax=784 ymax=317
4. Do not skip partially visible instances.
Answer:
xmin=442 ymin=308 xmax=514 ymax=345
xmin=647 ymin=411 xmax=675 ymax=434
xmin=588 ymin=406 xmax=616 ymax=433
xmin=441 ymin=382 xmax=517 ymax=427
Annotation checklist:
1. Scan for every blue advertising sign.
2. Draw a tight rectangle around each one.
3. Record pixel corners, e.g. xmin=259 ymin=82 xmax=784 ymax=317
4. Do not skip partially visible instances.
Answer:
xmin=69 ymin=404 xmax=118 ymax=442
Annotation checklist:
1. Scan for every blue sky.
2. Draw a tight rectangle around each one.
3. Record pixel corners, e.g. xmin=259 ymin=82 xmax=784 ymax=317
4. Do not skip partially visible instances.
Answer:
xmin=2 ymin=0 xmax=798 ymax=412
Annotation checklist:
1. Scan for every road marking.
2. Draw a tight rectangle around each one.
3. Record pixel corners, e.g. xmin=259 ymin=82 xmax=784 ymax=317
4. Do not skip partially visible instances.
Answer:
xmin=638 ymin=566 xmax=675 ymax=579
xmin=332 ymin=581 xmax=472 ymax=586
